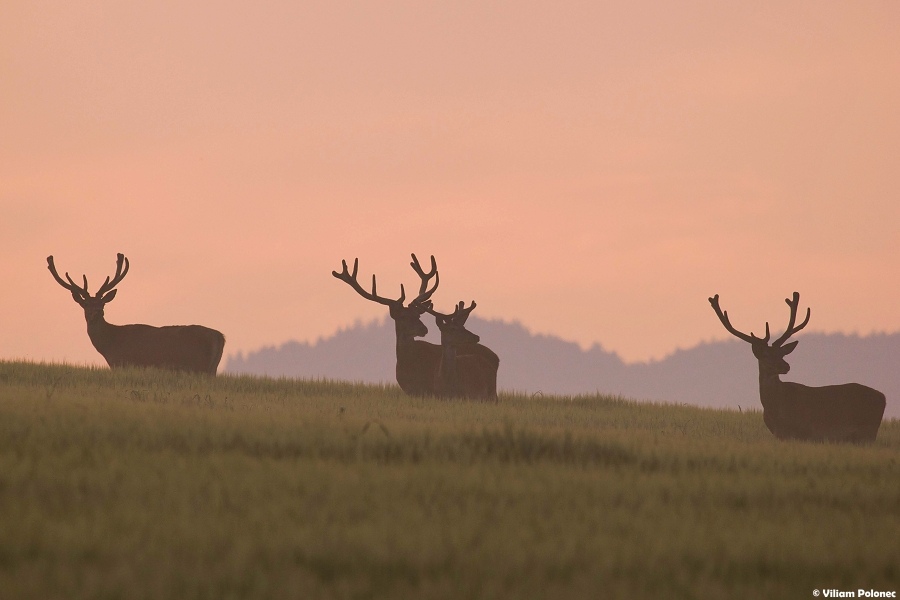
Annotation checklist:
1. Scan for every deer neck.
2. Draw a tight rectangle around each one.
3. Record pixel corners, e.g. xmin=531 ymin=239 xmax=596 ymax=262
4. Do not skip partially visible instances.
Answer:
xmin=85 ymin=311 xmax=116 ymax=353
xmin=393 ymin=321 xmax=430 ymax=362
xmin=756 ymin=361 xmax=784 ymax=409
xmin=394 ymin=323 xmax=414 ymax=349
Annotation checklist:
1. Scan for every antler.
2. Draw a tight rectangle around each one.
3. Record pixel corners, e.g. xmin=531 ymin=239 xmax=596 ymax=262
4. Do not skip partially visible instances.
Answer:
xmin=708 ymin=294 xmax=769 ymax=344
xmin=772 ymin=292 xmax=811 ymax=347
xmin=95 ymin=253 xmax=129 ymax=297
xmin=332 ymin=258 xmax=404 ymax=306
xmin=429 ymin=300 xmax=476 ymax=323
xmin=48 ymin=253 xmax=130 ymax=299
xmin=47 ymin=256 xmax=89 ymax=299
xmin=408 ymin=254 xmax=439 ymax=307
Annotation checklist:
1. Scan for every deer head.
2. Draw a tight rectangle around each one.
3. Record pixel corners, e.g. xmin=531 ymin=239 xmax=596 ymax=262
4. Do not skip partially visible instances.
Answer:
xmin=709 ymin=292 xmax=811 ymax=374
xmin=332 ymin=254 xmax=439 ymax=340
xmin=429 ymin=301 xmax=480 ymax=346
xmin=47 ymin=253 xmax=130 ymax=323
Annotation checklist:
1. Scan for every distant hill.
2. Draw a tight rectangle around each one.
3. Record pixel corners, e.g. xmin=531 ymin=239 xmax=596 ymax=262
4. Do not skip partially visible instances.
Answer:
xmin=225 ymin=318 xmax=900 ymax=419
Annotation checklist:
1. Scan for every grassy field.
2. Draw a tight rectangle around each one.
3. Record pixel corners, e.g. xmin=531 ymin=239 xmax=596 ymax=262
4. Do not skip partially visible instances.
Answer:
xmin=1 ymin=360 xmax=898 ymax=599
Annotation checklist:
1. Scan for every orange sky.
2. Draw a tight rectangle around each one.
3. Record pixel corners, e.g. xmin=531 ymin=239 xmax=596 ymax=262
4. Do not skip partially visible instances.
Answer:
xmin=2 ymin=2 xmax=899 ymax=367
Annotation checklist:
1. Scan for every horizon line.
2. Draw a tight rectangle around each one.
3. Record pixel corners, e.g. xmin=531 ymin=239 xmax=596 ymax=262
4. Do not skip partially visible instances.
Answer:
xmin=224 ymin=316 xmax=900 ymax=367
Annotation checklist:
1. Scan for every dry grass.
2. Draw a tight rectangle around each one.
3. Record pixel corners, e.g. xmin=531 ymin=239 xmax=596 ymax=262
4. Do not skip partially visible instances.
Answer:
xmin=1 ymin=360 xmax=898 ymax=599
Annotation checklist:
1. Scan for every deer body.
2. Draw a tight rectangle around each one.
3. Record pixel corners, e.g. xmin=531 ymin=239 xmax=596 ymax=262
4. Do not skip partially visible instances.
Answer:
xmin=48 ymin=253 xmax=225 ymax=375
xmin=710 ymin=292 xmax=885 ymax=443
xmin=758 ymin=367 xmax=884 ymax=444
xmin=444 ymin=347 xmax=499 ymax=400
xmin=87 ymin=319 xmax=225 ymax=374
xmin=430 ymin=301 xmax=499 ymax=400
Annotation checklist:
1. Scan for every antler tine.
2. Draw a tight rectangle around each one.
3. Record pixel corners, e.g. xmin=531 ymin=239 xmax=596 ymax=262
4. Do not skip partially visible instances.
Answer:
xmin=332 ymin=257 xmax=401 ymax=307
xmin=409 ymin=253 xmax=439 ymax=306
xmin=96 ymin=253 xmax=129 ymax=297
xmin=425 ymin=303 xmax=446 ymax=318
xmin=708 ymin=294 xmax=758 ymax=344
xmin=454 ymin=300 xmax=477 ymax=324
xmin=375 ymin=275 xmax=406 ymax=306
xmin=773 ymin=291 xmax=811 ymax=347
xmin=47 ymin=256 xmax=88 ymax=296
xmin=65 ymin=272 xmax=89 ymax=295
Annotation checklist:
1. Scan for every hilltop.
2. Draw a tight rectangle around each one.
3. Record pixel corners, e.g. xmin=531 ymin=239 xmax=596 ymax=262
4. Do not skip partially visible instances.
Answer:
xmin=226 ymin=318 xmax=900 ymax=418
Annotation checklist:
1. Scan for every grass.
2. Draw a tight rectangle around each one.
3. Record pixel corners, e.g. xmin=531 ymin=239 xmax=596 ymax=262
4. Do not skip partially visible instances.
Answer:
xmin=1 ymin=360 xmax=898 ymax=599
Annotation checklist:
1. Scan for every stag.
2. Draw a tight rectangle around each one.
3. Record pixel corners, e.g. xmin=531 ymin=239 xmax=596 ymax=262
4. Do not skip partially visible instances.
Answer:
xmin=332 ymin=254 xmax=442 ymax=396
xmin=709 ymin=292 xmax=885 ymax=443
xmin=428 ymin=301 xmax=499 ymax=400
xmin=47 ymin=253 xmax=225 ymax=375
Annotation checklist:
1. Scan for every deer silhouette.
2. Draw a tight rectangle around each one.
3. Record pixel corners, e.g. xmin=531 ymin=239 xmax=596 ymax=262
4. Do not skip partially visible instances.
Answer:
xmin=332 ymin=254 xmax=442 ymax=396
xmin=428 ymin=301 xmax=499 ymax=400
xmin=47 ymin=253 xmax=225 ymax=375
xmin=709 ymin=292 xmax=885 ymax=443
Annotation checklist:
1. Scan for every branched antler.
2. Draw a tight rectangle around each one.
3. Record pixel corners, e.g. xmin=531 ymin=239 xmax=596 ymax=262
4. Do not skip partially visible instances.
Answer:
xmin=408 ymin=254 xmax=439 ymax=308
xmin=48 ymin=253 xmax=130 ymax=300
xmin=772 ymin=292 xmax=811 ymax=347
xmin=47 ymin=256 xmax=89 ymax=299
xmin=430 ymin=300 xmax=476 ymax=323
xmin=708 ymin=294 xmax=769 ymax=344
xmin=95 ymin=253 xmax=129 ymax=296
xmin=332 ymin=258 xmax=404 ymax=306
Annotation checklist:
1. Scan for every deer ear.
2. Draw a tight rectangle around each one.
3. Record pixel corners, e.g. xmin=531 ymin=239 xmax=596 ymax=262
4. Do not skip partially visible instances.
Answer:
xmin=100 ymin=289 xmax=117 ymax=303
xmin=780 ymin=340 xmax=799 ymax=355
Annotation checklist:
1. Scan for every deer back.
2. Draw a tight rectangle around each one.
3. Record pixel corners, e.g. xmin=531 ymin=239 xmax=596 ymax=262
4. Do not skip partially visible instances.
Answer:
xmin=447 ymin=344 xmax=500 ymax=399
xmin=764 ymin=381 xmax=886 ymax=443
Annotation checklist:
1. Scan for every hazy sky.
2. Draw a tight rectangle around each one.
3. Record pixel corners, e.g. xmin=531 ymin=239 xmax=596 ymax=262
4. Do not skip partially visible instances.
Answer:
xmin=2 ymin=1 xmax=899 ymax=367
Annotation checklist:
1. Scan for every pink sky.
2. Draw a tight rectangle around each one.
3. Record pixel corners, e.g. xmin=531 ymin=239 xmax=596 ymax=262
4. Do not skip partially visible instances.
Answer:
xmin=2 ymin=2 xmax=899 ymax=367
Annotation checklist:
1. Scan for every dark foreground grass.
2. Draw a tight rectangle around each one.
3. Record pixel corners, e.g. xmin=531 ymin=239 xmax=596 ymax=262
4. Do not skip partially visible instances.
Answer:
xmin=1 ymin=361 xmax=898 ymax=599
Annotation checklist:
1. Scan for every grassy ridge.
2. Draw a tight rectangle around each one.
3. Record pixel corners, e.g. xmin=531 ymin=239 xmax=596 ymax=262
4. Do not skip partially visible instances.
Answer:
xmin=1 ymin=361 xmax=898 ymax=599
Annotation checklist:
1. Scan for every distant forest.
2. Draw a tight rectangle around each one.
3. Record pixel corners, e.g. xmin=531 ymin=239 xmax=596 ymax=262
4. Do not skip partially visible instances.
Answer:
xmin=226 ymin=318 xmax=900 ymax=419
